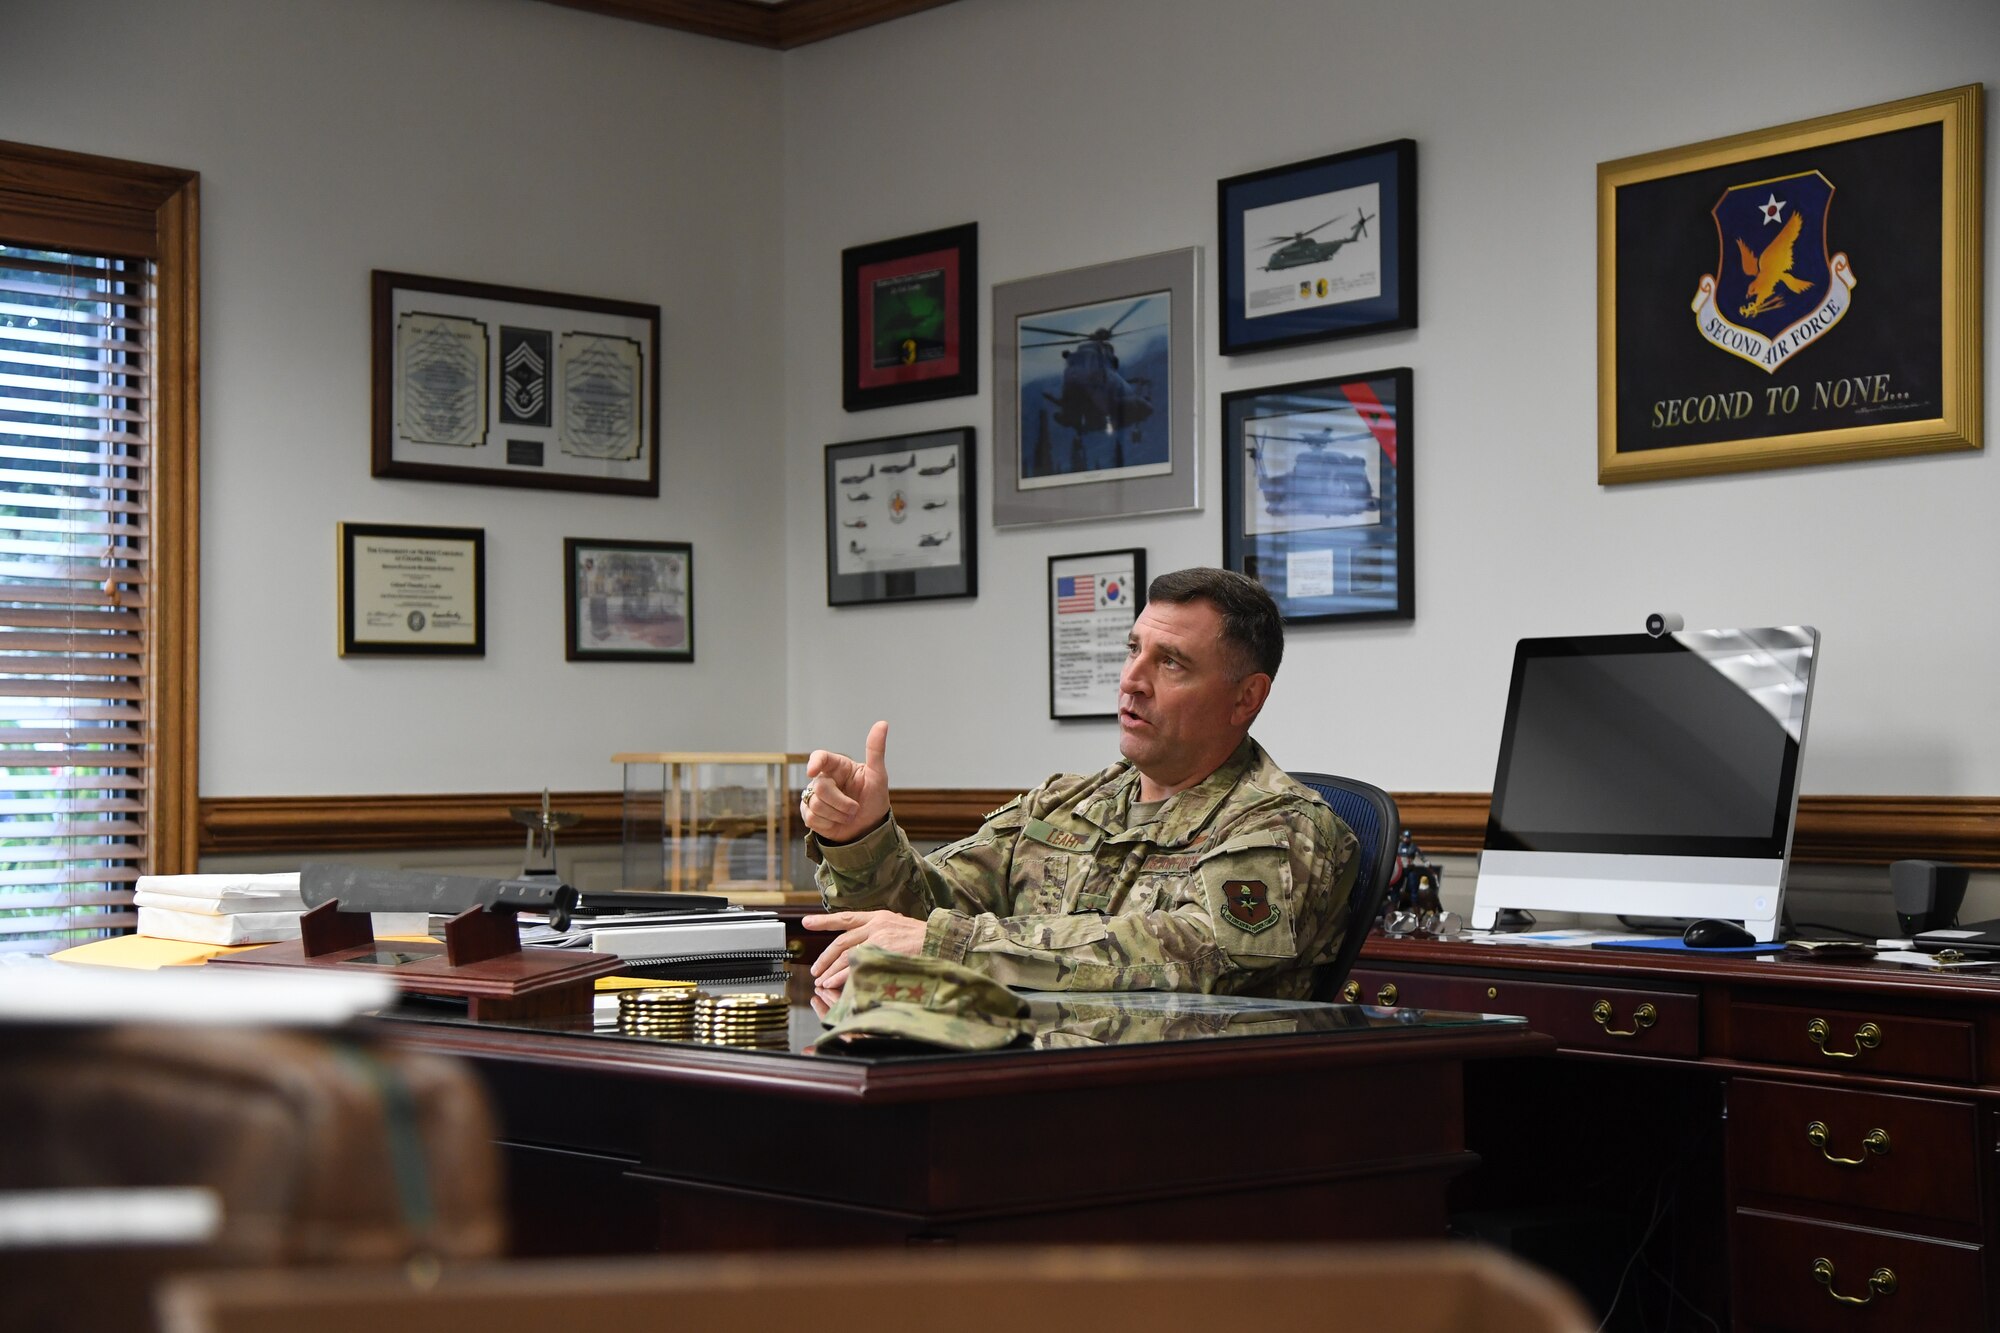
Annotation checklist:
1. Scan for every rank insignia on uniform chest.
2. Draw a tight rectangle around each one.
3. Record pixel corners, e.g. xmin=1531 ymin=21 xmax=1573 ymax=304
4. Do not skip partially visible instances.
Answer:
xmin=1221 ymin=880 xmax=1278 ymax=933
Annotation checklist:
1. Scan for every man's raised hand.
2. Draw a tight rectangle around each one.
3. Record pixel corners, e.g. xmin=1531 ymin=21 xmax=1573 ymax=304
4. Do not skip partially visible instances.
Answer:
xmin=800 ymin=719 xmax=891 ymax=844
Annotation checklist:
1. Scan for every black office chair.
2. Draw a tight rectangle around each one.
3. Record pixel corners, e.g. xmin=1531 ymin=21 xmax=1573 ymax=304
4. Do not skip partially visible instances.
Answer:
xmin=1289 ymin=772 xmax=1401 ymax=1003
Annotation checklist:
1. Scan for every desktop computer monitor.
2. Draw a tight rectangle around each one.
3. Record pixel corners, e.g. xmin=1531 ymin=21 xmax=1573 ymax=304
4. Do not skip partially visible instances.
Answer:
xmin=1471 ymin=626 xmax=1820 ymax=942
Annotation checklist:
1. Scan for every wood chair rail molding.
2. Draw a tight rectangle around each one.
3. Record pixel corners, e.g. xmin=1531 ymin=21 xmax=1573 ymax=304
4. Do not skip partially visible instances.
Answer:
xmin=536 ymin=0 xmax=960 ymax=49
xmin=197 ymin=790 xmax=2000 ymax=867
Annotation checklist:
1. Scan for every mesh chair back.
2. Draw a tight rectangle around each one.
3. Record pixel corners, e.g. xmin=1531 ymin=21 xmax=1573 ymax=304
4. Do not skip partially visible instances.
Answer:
xmin=1290 ymin=772 xmax=1401 ymax=1001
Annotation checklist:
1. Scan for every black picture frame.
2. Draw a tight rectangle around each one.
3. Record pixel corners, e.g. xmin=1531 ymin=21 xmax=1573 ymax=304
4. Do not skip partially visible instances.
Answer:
xmin=371 ymin=270 xmax=661 ymax=496
xmin=825 ymin=428 xmax=977 ymax=607
xmin=1217 ymin=139 xmax=1417 ymax=356
xmin=1221 ymin=369 xmax=1413 ymax=625
xmin=337 ymin=521 xmax=486 ymax=657
xmin=564 ymin=538 xmax=693 ymax=662
xmin=841 ymin=223 xmax=979 ymax=412
xmin=1598 ymin=84 xmax=1982 ymax=483
xmin=1048 ymin=548 xmax=1146 ymax=721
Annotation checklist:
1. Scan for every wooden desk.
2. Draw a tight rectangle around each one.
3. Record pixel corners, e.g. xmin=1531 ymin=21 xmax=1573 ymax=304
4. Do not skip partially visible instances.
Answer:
xmin=1353 ymin=937 xmax=2000 ymax=1331
xmin=378 ymin=977 xmax=1550 ymax=1255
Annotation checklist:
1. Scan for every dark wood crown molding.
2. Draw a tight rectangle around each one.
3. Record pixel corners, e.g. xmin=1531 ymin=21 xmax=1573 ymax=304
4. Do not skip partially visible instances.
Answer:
xmin=198 ymin=789 xmax=2000 ymax=870
xmin=536 ymin=0 xmax=960 ymax=49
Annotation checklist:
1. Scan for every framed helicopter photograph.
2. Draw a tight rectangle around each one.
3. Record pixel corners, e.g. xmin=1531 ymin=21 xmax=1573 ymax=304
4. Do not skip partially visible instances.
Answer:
xmin=1221 ymin=368 xmax=1413 ymax=625
xmin=1217 ymin=139 xmax=1417 ymax=356
xmin=990 ymin=247 xmax=1201 ymax=527
xmin=841 ymin=223 xmax=979 ymax=412
xmin=824 ymin=427 xmax=977 ymax=608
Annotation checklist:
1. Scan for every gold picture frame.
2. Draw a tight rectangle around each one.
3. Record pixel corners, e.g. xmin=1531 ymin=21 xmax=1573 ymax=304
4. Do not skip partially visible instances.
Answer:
xmin=1597 ymin=84 xmax=1982 ymax=484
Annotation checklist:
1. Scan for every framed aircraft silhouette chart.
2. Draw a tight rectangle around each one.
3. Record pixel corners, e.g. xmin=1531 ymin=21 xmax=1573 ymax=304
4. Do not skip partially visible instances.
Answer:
xmin=1217 ymin=139 xmax=1417 ymax=356
xmin=841 ymin=223 xmax=979 ymax=413
xmin=823 ymin=428 xmax=977 ymax=608
xmin=1221 ymin=368 xmax=1413 ymax=626
xmin=1597 ymin=85 xmax=1982 ymax=484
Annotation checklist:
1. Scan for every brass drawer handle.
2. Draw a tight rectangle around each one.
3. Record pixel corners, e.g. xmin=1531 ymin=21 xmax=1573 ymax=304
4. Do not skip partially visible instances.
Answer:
xmin=1806 ymin=1121 xmax=1891 ymax=1165
xmin=1341 ymin=981 xmax=1360 ymax=1003
xmin=1375 ymin=983 xmax=1398 ymax=1006
xmin=1806 ymin=1017 xmax=1882 ymax=1059
xmin=1812 ymin=1258 xmax=1896 ymax=1306
xmin=1591 ymin=999 xmax=1656 ymax=1037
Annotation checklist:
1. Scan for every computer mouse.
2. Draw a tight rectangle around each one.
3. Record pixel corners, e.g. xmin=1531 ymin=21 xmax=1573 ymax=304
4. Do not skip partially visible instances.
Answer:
xmin=1683 ymin=918 xmax=1756 ymax=948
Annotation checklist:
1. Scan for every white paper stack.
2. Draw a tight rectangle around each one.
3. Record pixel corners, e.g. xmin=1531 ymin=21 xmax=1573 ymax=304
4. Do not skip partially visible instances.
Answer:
xmin=132 ymin=872 xmax=306 ymax=946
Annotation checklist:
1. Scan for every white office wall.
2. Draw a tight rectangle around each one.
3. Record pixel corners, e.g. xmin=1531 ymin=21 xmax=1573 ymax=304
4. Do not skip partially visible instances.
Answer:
xmin=0 ymin=0 xmax=787 ymax=796
xmin=781 ymin=0 xmax=2000 ymax=798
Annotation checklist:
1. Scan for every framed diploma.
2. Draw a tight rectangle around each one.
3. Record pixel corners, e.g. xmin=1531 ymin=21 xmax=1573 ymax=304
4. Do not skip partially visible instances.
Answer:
xmin=372 ymin=271 xmax=661 ymax=496
xmin=1048 ymin=549 xmax=1146 ymax=720
xmin=338 ymin=522 xmax=486 ymax=657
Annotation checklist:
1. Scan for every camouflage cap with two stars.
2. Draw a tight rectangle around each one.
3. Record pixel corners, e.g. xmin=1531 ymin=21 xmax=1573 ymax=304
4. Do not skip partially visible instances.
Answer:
xmin=817 ymin=945 xmax=1033 ymax=1051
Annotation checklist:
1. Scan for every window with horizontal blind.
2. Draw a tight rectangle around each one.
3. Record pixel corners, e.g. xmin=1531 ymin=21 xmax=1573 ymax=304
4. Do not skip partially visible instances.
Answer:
xmin=0 ymin=142 xmax=199 ymax=957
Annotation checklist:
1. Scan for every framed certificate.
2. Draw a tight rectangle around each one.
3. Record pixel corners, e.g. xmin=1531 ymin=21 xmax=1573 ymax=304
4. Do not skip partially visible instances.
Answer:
xmin=337 ymin=522 xmax=486 ymax=657
xmin=1048 ymin=548 xmax=1146 ymax=720
xmin=372 ymin=271 xmax=661 ymax=496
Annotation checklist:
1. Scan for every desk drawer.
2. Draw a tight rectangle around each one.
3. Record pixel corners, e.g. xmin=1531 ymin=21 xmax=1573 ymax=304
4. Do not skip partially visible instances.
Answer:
xmin=1345 ymin=967 xmax=1698 ymax=1058
xmin=1728 ymin=1000 xmax=1977 ymax=1083
xmin=1730 ymin=1078 xmax=1980 ymax=1225
xmin=1731 ymin=1207 xmax=1985 ymax=1331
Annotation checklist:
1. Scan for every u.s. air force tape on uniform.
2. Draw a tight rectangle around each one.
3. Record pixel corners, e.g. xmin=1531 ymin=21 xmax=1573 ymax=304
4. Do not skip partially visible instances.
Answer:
xmin=817 ymin=945 xmax=1033 ymax=1051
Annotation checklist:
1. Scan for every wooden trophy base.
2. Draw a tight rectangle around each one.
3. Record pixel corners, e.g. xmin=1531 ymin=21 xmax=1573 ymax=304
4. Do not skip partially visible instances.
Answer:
xmin=212 ymin=901 xmax=623 ymax=1021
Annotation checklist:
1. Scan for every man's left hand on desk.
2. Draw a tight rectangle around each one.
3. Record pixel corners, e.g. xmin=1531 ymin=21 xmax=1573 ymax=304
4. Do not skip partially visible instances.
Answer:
xmin=804 ymin=908 xmax=927 ymax=989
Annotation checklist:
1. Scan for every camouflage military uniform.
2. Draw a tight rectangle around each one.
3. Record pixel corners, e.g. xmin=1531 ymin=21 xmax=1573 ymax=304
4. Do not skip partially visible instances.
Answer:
xmin=811 ymin=737 xmax=1357 ymax=998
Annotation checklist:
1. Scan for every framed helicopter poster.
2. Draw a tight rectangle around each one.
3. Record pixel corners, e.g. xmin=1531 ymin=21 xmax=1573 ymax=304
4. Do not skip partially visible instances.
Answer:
xmin=991 ymin=247 xmax=1201 ymax=527
xmin=824 ymin=428 xmax=977 ymax=607
xmin=1598 ymin=84 xmax=1982 ymax=484
xmin=841 ymin=223 xmax=979 ymax=412
xmin=1221 ymin=368 xmax=1413 ymax=625
xmin=1217 ymin=139 xmax=1417 ymax=356
xmin=371 ymin=270 xmax=660 ymax=496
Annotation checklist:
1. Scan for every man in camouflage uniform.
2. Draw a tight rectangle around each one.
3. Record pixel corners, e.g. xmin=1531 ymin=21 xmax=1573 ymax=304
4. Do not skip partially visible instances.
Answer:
xmin=800 ymin=567 xmax=1357 ymax=999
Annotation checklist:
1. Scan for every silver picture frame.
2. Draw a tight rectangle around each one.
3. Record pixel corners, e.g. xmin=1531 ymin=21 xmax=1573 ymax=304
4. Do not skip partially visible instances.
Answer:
xmin=991 ymin=247 xmax=1201 ymax=527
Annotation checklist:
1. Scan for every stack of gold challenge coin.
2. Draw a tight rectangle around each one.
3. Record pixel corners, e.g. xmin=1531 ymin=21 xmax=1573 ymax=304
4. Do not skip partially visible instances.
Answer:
xmin=694 ymin=991 xmax=790 ymax=1047
xmin=616 ymin=986 xmax=697 ymax=1039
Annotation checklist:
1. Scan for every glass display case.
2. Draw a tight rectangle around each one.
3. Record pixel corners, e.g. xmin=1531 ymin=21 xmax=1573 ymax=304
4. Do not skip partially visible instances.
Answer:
xmin=615 ymin=752 xmax=816 ymax=902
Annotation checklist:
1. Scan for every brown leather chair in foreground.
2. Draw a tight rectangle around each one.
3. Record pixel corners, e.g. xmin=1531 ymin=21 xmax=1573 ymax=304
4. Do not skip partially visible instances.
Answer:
xmin=0 ymin=1026 xmax=503 ymax=1333
xmin=160 ymin=1244 xmax=1594 ymax=1333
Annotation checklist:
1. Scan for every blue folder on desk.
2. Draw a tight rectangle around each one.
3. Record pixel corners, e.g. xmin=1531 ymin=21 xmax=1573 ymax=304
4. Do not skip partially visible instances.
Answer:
xmin=1589 ymin=938 xmax=1785 ymax=955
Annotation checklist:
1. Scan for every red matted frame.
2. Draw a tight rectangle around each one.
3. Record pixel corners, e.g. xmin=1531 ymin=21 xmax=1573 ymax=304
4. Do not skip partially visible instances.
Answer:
xmin=842 ymin=223 xmax=978 ymax=411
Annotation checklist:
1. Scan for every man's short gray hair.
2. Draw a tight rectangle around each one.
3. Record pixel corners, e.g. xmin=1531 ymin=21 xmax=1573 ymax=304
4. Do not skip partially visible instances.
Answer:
xmin=1146 ymin=567 xmax=1284 ymax=679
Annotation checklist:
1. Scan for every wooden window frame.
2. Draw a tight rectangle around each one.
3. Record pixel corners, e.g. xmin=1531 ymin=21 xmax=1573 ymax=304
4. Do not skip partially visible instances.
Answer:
xmin=0 ymin=139 xmax=200 ymax=874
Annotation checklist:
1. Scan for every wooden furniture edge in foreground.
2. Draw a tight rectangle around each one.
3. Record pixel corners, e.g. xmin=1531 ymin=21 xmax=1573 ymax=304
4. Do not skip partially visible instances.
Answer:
xmin=158 ymin=1244 xmax=1594 ymax=1333
xmin=198 ymin=789 xmax=2000 ymax=867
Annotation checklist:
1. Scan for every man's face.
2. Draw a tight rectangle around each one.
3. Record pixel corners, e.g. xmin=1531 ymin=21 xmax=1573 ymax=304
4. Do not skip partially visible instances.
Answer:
xmin=1117 ymin=599 xmax=1267 ymax=794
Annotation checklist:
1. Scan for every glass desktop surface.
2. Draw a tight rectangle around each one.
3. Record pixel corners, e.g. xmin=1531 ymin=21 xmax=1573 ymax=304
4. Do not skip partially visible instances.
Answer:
xmin=382 ymin=970 xmax=1527 ymax=1063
